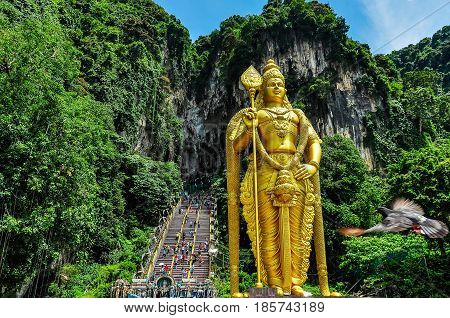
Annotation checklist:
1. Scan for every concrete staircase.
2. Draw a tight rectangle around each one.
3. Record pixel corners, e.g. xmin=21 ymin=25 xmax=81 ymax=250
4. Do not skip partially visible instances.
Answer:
xmin=152 ymin=200 xmax=211 ymax=283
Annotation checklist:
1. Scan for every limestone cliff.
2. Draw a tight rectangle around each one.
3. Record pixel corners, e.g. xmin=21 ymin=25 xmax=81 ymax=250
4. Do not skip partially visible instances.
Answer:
xmin=127 ymin=0 xmax=394 ymax=180
xmin=179 ymin=15 xmax=384 ymax=180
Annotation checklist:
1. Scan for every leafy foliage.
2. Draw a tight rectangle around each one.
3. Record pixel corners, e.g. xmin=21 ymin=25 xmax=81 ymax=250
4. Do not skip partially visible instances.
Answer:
xmin=48 ymin=226 xmax=152 ymax=297
xmin=365 ymin=69 xmax=449 ymax=165
xmin=0 ymin=1 xmax=184 ymax=297
xmin=0 ymin=11 xmax=125 ymax=295
xmin=319 ymin=135 xmax=388 ymax=277
xmin=340 ymin=233 xmax=449 ymax=297
xmin=390 ymin=26 xmax=449 ymax=90
xmin=387 ymin=138 xmax=450 ymax=225
xmin=123 ymin=154 xmax=182 ymax=227
xmin=55 ymin=0 xmax=189 ymax=158
xmin=48 ymin=262 xmax=135 ymax=298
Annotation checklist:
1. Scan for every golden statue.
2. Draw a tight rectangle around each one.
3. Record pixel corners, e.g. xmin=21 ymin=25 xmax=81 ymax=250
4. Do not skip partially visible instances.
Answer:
xmin=226 ymin=59 xmax=336 ymax=297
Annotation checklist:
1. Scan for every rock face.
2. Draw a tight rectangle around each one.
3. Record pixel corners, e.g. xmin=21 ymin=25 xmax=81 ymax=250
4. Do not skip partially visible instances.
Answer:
xmin=179 ymin=31 xmax=381 ymax=180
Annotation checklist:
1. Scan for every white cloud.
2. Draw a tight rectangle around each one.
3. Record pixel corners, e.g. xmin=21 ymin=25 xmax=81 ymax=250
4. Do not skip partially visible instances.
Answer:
xmin=359 ymin=0 xmax=450 ymax=53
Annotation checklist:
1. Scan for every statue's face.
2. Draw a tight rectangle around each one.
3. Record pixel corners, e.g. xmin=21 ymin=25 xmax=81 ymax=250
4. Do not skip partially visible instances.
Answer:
xmin=264 ymin=77 xmax=286 ymax=104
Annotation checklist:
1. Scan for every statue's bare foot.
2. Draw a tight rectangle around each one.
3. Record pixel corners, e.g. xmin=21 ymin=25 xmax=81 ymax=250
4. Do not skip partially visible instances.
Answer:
xmin=322 ymin=290 xmax=342 ymax=297
xmin=291 ymin=286 xmax=304 ymax=297
xmin=232 ymin=292 xmax=244 ymax=298
xmin=271 ymin=286 xmax=284 ymax=297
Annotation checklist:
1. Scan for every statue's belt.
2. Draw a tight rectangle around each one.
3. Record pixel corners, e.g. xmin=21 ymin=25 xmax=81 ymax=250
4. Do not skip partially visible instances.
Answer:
xmin=249 ymin=151 xmax=297 ymax=160
xmin=249 ymin=152 xmax=301 ymax=173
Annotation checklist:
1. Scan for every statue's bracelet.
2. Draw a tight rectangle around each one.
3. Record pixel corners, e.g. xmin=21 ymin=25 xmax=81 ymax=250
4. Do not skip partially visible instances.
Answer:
xmin=308 ymin=160 xmax=320 ymax=170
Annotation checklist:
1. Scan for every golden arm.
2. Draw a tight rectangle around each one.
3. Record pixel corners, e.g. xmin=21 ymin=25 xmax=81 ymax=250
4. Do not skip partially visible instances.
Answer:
xmin=232 ymin=123 xmax=252 ymax=153
xmin=294 ymin=140 xmax=322 ymax=180
xmin=307 ymin=141 xmax=322 ymax=165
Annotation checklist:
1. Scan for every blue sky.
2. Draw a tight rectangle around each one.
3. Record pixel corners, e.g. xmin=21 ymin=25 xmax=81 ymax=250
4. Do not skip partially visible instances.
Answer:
xmin=153 ymin=0 xmax=449 ymax=53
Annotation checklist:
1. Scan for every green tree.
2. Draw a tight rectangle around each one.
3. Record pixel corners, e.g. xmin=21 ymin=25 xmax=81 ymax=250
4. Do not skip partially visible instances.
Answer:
xmin=387 ymin=138 xmax=450 ymax=226
xmin=319 ymin=135 xmax=388 ymax=279
xmin=0 ymin=2 xmax=184 ymax=297
xmin=122 ymin=154 xmax=183 ymax=227
xmin=390 ymin=26 xmax=449 ymax=90
xmin=340 ymin=233 xmax=449 ymax=297
xmin=366 ymin=69 xmax=449 ymax=166
xmin=0 ymin=14 xmax=125 ymax=296
xmin=55 ymin=0 xmax=189 ymax=158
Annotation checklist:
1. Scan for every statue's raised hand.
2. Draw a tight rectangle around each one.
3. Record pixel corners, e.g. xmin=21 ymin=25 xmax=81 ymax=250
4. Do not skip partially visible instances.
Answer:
xmin=243 ymin=108 xmax=258 ymax=129
xmin=294 ymin=164 xmax=317 ymax=180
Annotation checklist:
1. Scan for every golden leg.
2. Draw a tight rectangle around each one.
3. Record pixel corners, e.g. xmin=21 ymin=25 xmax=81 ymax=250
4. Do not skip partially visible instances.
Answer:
xmin=289 ymin=200 xmax=308 ymax=289
xmin=258 ymin=192 xmax=283 ymax=288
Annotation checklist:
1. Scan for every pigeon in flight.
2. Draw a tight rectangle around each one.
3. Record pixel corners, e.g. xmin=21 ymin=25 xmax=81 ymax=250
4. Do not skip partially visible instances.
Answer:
xmin=339 ymin=198 xmax=448 ymax=238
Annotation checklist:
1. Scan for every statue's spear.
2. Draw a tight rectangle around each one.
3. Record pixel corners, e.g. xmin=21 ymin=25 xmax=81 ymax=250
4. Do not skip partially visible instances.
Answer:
xmin=240 ymin=66 xmax=263 ymax=288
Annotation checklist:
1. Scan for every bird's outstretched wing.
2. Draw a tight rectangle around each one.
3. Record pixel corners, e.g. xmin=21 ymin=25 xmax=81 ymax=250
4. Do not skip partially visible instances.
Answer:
xmin=382 ymin=215 xmax=413 ymax=232
xmin=391 ymin=197 xmax=424 ymax=215
xmin=419 ymin=219 xmax=449 ymax=238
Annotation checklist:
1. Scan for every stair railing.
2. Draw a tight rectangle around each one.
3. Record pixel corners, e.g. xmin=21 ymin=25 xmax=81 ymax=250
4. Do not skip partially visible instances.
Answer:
xmin=208 ymin=203 xmax=214 ymax=279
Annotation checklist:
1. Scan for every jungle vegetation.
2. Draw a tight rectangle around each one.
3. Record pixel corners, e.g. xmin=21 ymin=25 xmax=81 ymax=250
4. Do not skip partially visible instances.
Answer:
xmin=0 ymin=0 xmax=448 ymax=297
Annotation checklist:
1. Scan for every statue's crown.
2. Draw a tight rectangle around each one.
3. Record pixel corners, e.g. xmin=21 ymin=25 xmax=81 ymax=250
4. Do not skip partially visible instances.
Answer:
xmin=262 ymin=59 xmax=284 ymax=84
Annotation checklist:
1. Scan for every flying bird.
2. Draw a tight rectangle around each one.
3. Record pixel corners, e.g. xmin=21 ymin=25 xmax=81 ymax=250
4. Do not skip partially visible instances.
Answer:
xmin=338 ymin=198 xmax=448 ymax=238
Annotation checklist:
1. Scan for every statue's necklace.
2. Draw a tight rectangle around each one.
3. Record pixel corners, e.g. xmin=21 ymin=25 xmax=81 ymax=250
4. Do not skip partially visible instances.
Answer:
xmin=263 ymin=109 xmax=292 ymax=139
xmin=260 ymin=107 xmax=292 ymax=116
